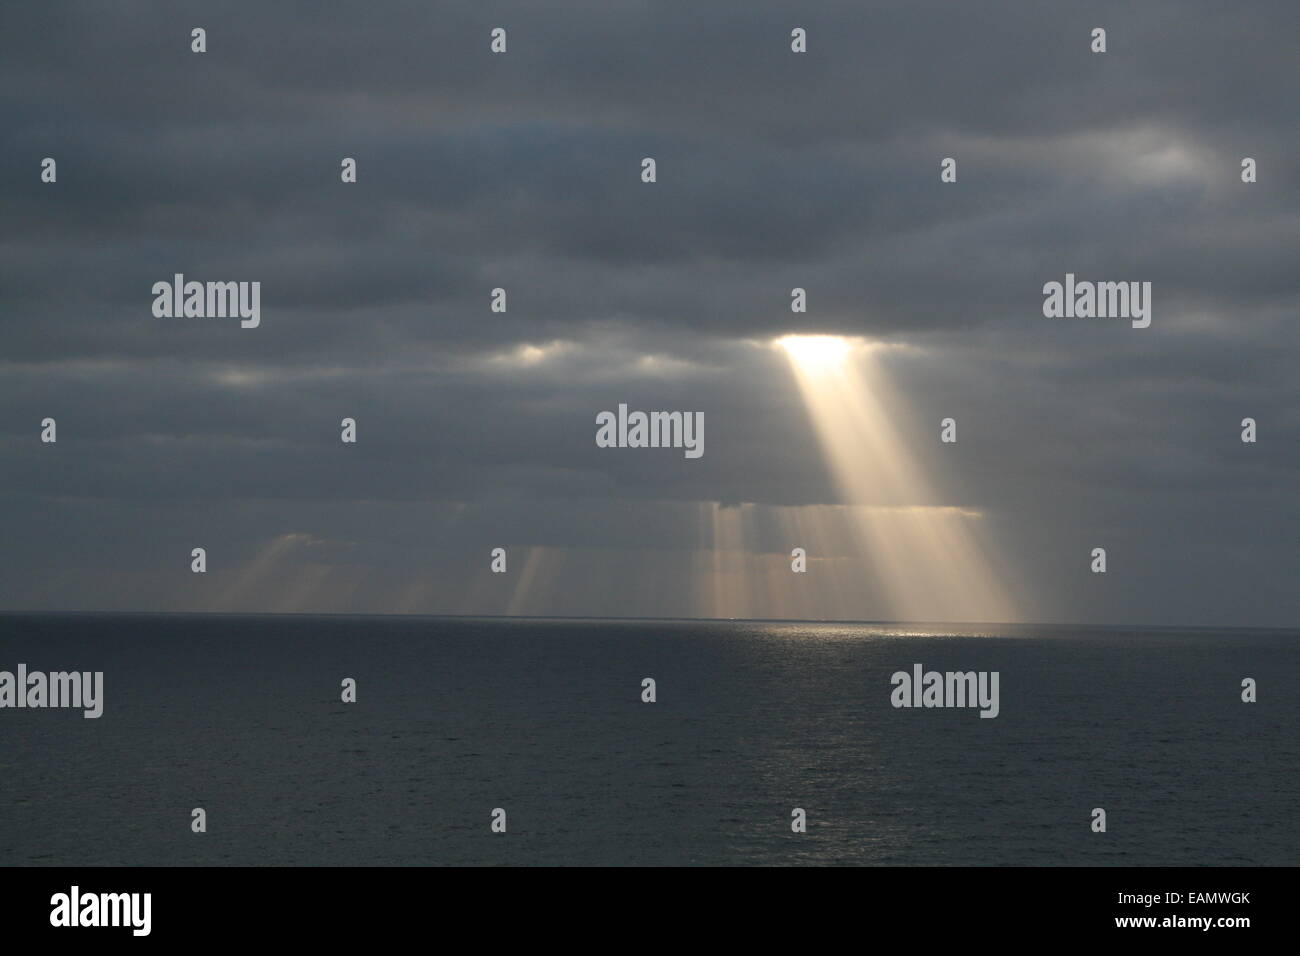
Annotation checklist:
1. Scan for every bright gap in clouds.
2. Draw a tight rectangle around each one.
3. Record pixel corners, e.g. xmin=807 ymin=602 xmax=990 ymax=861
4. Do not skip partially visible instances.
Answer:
xmin=773 ymin=334 xmax=856 ymax=369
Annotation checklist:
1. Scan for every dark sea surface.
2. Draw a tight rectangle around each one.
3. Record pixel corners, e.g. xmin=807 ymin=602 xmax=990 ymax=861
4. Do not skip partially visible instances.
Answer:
xmin=0 ymin=613 xmax=1294 ymax=866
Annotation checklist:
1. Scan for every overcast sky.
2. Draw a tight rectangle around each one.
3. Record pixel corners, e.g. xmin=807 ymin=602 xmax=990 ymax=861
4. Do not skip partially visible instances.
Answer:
xmin=1 ymin=1 xmax=1295 ymax=626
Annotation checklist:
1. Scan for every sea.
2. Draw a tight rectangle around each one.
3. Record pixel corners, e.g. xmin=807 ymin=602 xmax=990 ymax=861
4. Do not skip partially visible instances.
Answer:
xmin=0 ymin=613 xmax=1294 ymax=866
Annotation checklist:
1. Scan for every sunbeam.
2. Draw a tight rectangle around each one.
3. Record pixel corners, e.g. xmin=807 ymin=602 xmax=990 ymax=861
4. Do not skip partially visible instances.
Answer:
xmin=776 ymin=335 xmax=1018 ymax=623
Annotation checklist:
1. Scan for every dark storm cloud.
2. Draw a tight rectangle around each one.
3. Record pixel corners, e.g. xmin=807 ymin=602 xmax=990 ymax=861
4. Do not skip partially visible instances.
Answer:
xmin=1 ymin=1 xmax=1295 ymax=625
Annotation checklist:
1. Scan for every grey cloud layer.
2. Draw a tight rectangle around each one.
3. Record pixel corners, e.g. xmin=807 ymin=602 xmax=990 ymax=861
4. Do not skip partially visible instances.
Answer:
xmin=1 ymin=1 xmax=1295 ymax=625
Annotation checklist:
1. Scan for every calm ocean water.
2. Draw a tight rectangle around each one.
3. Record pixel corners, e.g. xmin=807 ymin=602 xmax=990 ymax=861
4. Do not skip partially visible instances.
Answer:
xmin=0 ymin=613 xmax=1294 ymax=866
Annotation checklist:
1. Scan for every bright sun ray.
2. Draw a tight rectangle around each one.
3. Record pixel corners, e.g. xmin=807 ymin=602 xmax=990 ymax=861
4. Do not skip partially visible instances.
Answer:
xmin=775 ymin=334 xmax=1018 ymax=623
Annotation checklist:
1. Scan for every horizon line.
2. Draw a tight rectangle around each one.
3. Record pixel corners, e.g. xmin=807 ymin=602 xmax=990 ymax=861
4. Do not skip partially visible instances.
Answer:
xmin=0 ymin=608 xmax=1294 ymax=633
